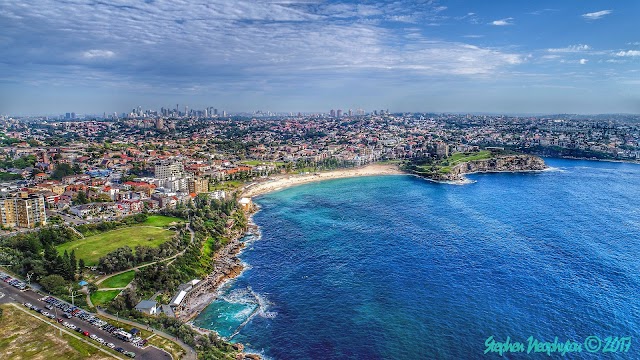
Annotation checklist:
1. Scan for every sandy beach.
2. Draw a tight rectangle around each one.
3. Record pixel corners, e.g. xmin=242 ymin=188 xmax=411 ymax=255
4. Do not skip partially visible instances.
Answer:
xmin=241 ymin=163 xmax=405 ymax=198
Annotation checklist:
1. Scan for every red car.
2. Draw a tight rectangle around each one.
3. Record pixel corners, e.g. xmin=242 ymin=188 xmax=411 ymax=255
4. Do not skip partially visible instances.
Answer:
xmin=57 ymin=318 xmax=63 ymax=323
xmin=83 ymin=331 xmax=90 ymax=336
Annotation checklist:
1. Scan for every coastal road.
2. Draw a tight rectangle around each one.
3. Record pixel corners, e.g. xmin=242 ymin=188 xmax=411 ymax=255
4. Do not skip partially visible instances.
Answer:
xmin=0 ymin=281 xmax=171 ymax=360
xmin=97 ymin=308 xmax=197 ymax=360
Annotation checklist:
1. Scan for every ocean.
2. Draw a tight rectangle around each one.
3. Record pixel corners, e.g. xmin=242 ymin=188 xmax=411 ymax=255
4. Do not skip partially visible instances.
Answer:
xmin=193 ymin=158 xmax=640 ymax=359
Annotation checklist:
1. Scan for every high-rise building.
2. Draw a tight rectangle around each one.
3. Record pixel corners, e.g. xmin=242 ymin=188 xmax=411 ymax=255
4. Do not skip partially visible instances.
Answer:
xmin=337 ymin=109 xmax=343 ymax=117
xmin=0 ymin=195 xmax=47 ymax=228
xmin=330 ymin=109 xmax=336 ymax=117
xmin=188 ymin=178 xmax=209 ymax=194
xmin=436 ymin=141 xmax=449 ymax=158
xmin=214 ymin=108 xmax=218 ymax=116
xmin=154 ymin=161 xmax=185 ymax=179
xmin=348 ymin=109 xmax=353 ymax=117
xmin=155 ymin=118 xmax=164 ymax=130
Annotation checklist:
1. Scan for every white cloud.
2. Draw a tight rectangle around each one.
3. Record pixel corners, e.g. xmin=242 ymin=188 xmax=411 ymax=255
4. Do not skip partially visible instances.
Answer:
xmin=491 ymin=17 xmax=513 ymax=26
xmin=82 ymin=49 xmax=115 ymax=59
xmin=0 ymin=0 xmax=524 ymax=92
xmin=582 ymin=10 xmax=612 ymax=20
xmin=579 ymin=59 xmax=588 ymax=65
xmin=616 ymin=50 xmax=640 ymax=57
xmin=547 ymin=44 xmax=590 ymax=53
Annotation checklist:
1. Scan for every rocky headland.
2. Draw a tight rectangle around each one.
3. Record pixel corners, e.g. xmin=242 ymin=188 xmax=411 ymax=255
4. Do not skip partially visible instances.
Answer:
xmin=415 ymin=154 xmax=547 ymax=182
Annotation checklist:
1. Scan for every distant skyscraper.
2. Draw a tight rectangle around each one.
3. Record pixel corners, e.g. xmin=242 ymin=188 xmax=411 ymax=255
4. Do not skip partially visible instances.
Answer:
xmin=337 ymin=109 xmax=343 ymax=117
xmin=222 ymin=110 xmax=227 ymax=117
xmin=214 ymin=108 xmax=218 ymax=116
xmin=348 ymin=109 xmax=353 ymax=117
xmin=330 ymin=109 xmax=336 ymax=117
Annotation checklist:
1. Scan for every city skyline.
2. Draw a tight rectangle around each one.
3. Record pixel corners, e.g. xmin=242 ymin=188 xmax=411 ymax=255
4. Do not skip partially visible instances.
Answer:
xmin=1 ymin=0 xmax=639 ymax=115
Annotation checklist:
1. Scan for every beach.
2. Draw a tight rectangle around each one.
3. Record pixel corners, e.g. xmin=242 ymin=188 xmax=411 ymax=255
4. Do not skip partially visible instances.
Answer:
xmin=181 ymin=164 xmax=403 ymax=323
xmin=241 ymin=163 xmax=405 ymax=198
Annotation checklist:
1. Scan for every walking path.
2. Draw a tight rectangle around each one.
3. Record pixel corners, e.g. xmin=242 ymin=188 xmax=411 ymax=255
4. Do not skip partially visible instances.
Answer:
xmin=96 ymin=225 xmax=195 ymax=285
xmin=87 ymin=222 xmax=198 ymax=359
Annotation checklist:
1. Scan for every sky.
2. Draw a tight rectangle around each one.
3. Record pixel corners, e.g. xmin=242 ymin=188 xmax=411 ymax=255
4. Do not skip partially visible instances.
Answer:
xmin=1 ymin=0 xmax=639 ymax=115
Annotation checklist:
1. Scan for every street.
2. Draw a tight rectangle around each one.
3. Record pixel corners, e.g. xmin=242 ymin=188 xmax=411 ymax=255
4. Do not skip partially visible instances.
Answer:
xmin=0 ymin=281 xmax=172 ymax=360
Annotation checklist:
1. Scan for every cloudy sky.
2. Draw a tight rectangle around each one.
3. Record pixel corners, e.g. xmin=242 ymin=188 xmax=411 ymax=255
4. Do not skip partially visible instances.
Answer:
xmin=1 ymin=0 xmax=639 ymax=115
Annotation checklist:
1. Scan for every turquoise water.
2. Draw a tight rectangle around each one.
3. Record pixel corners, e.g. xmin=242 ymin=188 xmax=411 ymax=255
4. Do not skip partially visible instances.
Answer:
xmin=194 ymin=158 xmax=640 ymax=359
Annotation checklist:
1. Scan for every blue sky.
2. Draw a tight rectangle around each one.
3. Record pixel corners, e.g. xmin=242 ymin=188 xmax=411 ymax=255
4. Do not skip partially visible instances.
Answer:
xmin=1 ymin=0 xmax=639 ymax=115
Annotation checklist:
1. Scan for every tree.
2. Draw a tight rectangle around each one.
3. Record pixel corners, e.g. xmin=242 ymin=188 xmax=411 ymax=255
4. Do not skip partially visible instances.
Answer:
xmin=78 ymin=258 xmax=85 ymax=273
xmin=74 ymin=191 xmax=89 ymax=205
xmin=40 ymin=274 xmax=67 ymax=294
xmin=51 ymin=163 xmax=76 ymax=180
xmin=69 ymin=250 xmax=77 ymax=277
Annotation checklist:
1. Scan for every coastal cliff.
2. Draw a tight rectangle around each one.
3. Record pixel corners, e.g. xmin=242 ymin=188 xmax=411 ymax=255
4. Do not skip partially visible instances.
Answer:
xmin=408 ymin=153 xmax=547 ymax=182
xmin=437 ymin=154 xmax=546 ymax=181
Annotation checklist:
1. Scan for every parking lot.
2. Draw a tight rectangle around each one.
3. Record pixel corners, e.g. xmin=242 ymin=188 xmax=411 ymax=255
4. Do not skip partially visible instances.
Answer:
xmin=0 ymin=272 xmax=171 ymax=360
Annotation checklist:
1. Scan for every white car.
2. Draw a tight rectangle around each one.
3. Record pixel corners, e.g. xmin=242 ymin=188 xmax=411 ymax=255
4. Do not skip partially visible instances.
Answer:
xmin=97 ymin=338 xmax=105 ymax=344
xmin=90 ymin=334 xmax=98 ymax=340
xmin=106 ymin=343 xmax=115 ymax=349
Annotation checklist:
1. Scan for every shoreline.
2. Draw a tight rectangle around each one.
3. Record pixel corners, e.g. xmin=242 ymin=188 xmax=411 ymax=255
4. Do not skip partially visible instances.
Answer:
xmin=240 ymin=163 xmax=405 ymax=198
xmin=177 ymin=155 xmax=630 ymax=357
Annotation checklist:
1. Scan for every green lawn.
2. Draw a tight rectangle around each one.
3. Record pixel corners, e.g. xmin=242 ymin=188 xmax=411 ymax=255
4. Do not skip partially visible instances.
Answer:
xmin=99 ymin=270 xmax=135 ymax=289
xmin=57 ymin=226 xmax=175 ymax=265
xmin=90 ymin=290 xmax=121 ymax=306
xmin=418 ymin=150 xmax=494 ymax=174
xmin=141 ymin=215 xmax=184 ymax=227
xmin=0 ymin=305 xmax=113 ymax=360
xmin=210 ymin=180 xmax=245 ymax=191
xmin=446 ymin=150 xmax=493 ymax=165
xmin=240 ymin=160 xmax=286 ymax=166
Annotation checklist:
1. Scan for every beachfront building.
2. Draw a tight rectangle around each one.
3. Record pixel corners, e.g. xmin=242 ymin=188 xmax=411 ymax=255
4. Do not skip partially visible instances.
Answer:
xmin=238 ymin=197 xmax=252 ymax=211
xmin=134 ymin=300 xmax=159 ymax=315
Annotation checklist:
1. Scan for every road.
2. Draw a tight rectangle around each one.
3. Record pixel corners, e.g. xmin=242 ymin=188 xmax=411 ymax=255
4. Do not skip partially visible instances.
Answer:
xmin=97 ymin=308 xmax=196 ymax=360
xmin=0 ymin=281 xmax=171 ymax=360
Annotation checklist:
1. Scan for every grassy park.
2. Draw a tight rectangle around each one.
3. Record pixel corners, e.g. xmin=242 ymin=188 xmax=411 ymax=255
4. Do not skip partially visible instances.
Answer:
xmin=99 ymin=270 xmax=135 ymax=289
xmin=57 ymin=226 xmax=174 ymax=265
xmin=417 ymin=150 xmax=493 ymax=174
xmin=140 ymin=215 xmax=184 ymax=227
xmin=90 ymin=290 xmax=121 ymax=306
xmin=0 ymin=304 xmax=113 ymax=359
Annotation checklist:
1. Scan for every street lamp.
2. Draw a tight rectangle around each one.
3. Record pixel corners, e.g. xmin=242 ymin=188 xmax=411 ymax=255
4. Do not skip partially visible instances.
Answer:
xmin=26 ymin=272 xmax=33 ymax=287
xmin=68 ymin=286 xmax=79 ymax=307
xmin=53 ymin=306 xmax=62 ymax=336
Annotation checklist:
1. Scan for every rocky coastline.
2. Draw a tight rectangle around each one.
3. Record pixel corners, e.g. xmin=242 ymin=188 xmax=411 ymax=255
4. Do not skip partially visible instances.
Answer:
xmin=178 ymin=232 xmax=246 ymax=322
xmin=178 ymin=219 xmax=261 ymax=359
xmin=426 ymin=154 xmax=547 ymax=182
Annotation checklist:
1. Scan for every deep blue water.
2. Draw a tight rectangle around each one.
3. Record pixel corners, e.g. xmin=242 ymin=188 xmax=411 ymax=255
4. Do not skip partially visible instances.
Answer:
xmin=194 ymin=158 xmax=640 ymax=359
